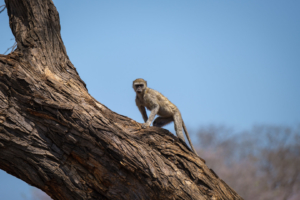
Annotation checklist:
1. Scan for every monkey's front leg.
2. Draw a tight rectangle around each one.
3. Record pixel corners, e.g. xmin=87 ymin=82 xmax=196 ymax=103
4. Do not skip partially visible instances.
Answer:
xmin=138 ymin=106 xmax=148 ymax=123
xmin=142 ymin=105 xmax=159 ymax=129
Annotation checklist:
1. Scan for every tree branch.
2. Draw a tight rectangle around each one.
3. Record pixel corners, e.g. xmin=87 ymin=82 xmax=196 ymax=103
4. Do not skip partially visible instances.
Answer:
xmin=0 ymin=0 xmax=242 ymax=199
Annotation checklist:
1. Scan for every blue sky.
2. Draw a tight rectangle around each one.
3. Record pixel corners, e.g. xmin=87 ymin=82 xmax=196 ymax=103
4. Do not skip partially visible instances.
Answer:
xmin=0 ymin=0 xmax=299 ymax=199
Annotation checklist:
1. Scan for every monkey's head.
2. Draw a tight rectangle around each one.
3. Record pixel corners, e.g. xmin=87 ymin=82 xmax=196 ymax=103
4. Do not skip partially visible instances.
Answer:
xmin=133 ymin=78 xmax=147 ymax=94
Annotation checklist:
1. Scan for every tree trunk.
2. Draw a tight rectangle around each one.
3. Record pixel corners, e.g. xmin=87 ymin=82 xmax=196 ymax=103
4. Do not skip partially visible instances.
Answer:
xmin=0 ymin=0 xmax=243 ymax=199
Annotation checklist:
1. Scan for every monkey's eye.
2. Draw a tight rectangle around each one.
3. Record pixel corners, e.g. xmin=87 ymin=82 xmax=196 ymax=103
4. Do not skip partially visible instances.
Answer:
xmin=136 ymin=84 xmax=143 ymax=88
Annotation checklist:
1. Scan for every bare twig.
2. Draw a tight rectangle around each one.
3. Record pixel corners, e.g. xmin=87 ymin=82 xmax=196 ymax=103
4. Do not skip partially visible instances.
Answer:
xmin=0 ymin=5 xmax=6 ymax=14
xmin=1 ymin=5 xmax=15 ymax=55
xmin=3 ymin=40 xmax=17 ymax=54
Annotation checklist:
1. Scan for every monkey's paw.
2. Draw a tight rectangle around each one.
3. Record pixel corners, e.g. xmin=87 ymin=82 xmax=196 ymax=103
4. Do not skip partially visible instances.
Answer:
xmin=141 ymin=123 xmax=149 ymax=129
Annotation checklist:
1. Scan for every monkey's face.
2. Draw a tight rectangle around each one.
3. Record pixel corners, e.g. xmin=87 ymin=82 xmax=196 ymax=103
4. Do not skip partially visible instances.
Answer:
xmin=133 ymin=79 xmax=147 ymax=93
xmin=135 ymin=84 xmax=145 ymax=93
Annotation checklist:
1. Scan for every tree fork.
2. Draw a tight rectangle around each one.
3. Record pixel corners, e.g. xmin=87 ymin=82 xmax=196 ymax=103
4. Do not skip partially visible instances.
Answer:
xmin=0 ymin=0 xmax=243 ymax=199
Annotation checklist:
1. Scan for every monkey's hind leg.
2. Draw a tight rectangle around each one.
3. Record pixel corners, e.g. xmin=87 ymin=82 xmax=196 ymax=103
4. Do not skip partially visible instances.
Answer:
xmin=173 ymin=113 xmax=186 ymax=142
xmin=153 ymin=116 xmax=173 ymax=128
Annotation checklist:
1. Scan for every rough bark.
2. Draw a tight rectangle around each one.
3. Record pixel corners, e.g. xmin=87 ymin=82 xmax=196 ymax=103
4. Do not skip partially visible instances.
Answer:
xmin=0 ymin=0 xmax=243 ymax=199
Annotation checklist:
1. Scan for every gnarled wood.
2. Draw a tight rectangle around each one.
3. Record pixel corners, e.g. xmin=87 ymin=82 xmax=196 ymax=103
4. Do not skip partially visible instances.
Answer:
xmin=0 ymin=0 xmax=243 ymax=199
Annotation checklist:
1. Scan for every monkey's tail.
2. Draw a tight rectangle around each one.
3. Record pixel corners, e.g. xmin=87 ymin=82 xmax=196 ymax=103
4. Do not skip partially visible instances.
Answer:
xmin=182 ymin=120 xmax=198 ymax=156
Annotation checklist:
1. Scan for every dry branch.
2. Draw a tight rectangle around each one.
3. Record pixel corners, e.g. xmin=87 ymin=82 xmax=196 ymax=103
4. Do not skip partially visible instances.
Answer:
xmin=0 ymin=0 xmax=242 ymax=199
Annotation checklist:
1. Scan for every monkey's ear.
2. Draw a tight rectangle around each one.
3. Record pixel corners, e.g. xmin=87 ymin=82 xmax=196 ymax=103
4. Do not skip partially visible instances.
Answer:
xmin=145 ymin=80 xmax=147 ymax=86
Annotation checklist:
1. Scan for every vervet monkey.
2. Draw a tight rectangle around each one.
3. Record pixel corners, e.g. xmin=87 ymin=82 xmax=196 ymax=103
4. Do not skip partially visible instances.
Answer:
xmin=133 ymin=78 xmax=198 ymax=155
